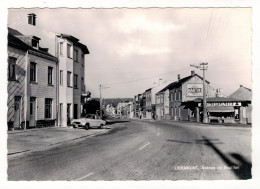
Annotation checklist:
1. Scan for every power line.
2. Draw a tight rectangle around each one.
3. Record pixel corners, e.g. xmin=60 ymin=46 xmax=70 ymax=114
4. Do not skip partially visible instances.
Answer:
xmin=102 ymin=66 xmax=191 ymax=86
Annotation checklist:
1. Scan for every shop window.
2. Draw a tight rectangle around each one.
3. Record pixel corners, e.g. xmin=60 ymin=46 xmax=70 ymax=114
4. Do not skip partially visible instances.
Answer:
xmin=234 ymin=108 xmax=239 ymax=120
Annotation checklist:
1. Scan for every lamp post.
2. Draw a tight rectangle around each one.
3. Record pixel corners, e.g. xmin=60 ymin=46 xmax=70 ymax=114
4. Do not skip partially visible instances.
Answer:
xmin=190 ymin=63 xmax=208 ymax=123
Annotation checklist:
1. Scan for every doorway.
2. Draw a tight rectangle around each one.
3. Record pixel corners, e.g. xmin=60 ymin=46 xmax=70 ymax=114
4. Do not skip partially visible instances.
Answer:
xmin=67 ymin=103 xmax=71 ymax=125
xmin=29 ymin=97 xmax=36 ymax=127
xmin=13 ymin=96 xmax=21 ymax=129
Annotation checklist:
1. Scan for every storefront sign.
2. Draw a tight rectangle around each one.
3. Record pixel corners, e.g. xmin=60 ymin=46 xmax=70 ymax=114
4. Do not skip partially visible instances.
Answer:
xmin=198 ymin=102 xmax=241 ymax=107
xmin=187 ymin=84 xmax=203 ymax=97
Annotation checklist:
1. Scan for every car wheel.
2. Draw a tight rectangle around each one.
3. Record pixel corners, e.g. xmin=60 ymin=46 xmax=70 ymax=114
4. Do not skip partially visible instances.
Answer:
xmin=85 ymin=123 xmax=89 ymax=130
xmin=73 ymin=124 xmax=77 ymax=128
xmin=99 ymin=124 xmax=103 ymax=129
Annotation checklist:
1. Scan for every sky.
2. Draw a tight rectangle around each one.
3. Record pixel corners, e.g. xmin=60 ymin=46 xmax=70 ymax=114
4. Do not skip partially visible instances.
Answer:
xmin=8 ymin=8 xmax=252 ymax=98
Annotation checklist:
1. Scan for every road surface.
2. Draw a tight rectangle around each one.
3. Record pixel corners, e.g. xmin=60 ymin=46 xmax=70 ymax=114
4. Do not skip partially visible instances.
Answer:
xmin=8 ymin=120 xmax=251 ymax=180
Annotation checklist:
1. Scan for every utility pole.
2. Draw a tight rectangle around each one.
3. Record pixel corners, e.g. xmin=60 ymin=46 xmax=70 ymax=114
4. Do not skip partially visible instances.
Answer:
xmin=99 ymin=84 xmax=110 ymax=119
xmin=99 ymin=84 xmax=102 ymax=118
xmin=190 ymin=63 xmax=208 ymax=123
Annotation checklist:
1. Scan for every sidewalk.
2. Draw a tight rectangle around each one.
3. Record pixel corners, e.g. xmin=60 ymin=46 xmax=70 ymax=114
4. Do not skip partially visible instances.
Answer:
xmin=132 ymin=118 xmax=252 ymax=128
xmin=7 ymin=126 xmax=110 ymax=156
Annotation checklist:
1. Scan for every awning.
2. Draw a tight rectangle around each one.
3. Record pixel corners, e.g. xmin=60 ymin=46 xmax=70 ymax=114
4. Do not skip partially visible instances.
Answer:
xmin=207 ymin=106 xmax=234 ymax=113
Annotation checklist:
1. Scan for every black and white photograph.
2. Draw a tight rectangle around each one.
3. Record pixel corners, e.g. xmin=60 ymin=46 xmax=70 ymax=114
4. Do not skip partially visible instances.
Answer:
xmin=1 ymin=0 xmax=260 ymax=188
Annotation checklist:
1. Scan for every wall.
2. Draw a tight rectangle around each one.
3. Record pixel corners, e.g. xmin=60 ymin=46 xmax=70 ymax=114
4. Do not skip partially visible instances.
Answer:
xmin=27 ymin=53 xmax=57 ymax=121
xmin=7 ymin=47 xmax=26 ymax=124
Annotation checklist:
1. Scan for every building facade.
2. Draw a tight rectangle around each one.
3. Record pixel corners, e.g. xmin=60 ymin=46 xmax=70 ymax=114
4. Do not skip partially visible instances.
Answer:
xmin=8 ymin=13 xmax=90 ymax=127
xmin=56 ymin=34 xmax=89 ymax=126
xmin=155 ymin=71 xmax=216 ymax=121
xmin=7 ymin=28 xmax=58 ymax=129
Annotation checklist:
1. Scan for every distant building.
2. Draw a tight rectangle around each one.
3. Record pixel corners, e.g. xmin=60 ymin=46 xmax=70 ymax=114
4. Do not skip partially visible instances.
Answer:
xmin=228 ymin=85 xmax=252 ymax=124
xmin=117 ymin=102 xmax=133 ymax=118
xmin=7 ymin=28 xmax=58 ymax=129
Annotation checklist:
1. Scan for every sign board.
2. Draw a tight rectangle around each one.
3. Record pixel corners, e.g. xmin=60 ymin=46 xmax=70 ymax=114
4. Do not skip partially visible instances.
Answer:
xmin=198 ymin=102 xmax=241 ymax=107
xmin=187 ymin=83 xmax=203 ymax=97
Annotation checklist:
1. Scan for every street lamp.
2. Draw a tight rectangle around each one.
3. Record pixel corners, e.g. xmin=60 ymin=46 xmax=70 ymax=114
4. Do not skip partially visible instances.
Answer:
xmin=190 ymin=63 xmax=208 ymax=123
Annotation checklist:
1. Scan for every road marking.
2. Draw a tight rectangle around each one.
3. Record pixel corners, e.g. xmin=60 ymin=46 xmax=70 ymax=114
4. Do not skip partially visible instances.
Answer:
xmin=158 ymin=128 xmax=160 ymax=131
xmin=157 ymin=132 xmax=160 ymax=136
xmin=75 ymin=172 xmax=95 ymax=181
xmin=139 ymin=142 xmax=150 ymax=151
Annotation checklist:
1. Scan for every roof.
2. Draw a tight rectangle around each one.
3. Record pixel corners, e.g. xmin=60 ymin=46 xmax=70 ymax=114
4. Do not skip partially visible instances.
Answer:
xmin=57 ymin=33 xmax=89 ymax=54
xmin=229 ymin=86 xmax=252 ymax=101
xmin=8 ymin=28 xmax=57 ymax=62
xmin=145 ymin=88 xmax=152 ymax=92
xmin=194 ymin=97 xmax=248 ymax=102
xmin=157 ymin=73 xmax=210 ymax=94
xmin=8 ymin=27 xmax=23 ymax=36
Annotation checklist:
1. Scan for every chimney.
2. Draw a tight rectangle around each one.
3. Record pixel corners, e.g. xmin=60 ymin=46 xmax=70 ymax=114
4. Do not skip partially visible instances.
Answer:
xmin=177 ymin=74 xmax=180 ymax=81
xmin=191 ymin=70 xmax=195 ymax=76
xmin=28 ymin=13 xmax=36 ymax=26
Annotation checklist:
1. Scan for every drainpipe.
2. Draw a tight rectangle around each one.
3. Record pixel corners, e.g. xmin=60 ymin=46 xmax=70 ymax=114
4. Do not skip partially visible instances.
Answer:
xmin=55 ymin=35 xmax=59 ymax=127
xmin=24 ymin=50 xmax=29 ymax=130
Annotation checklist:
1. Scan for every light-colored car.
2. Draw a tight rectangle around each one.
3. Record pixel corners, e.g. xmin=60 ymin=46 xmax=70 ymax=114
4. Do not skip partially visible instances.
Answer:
xmin=71 ymin=114 xmax=106 ymax=130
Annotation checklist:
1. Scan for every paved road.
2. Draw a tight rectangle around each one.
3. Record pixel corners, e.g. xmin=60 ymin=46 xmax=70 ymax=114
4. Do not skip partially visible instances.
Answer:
xmin=8 ymin=120 xmax=251 ymax=180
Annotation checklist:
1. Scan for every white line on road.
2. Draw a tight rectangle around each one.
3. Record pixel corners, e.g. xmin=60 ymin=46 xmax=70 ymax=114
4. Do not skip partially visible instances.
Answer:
xmin=158 ymin=128 xmax=160 ymax=131
xmin=157 ymin=132 xmax=160 ymax=136
xmin=139 ymin=142 xmax=150 ymax=151
xmin=75 ymin=172 xmax=95 ymax=181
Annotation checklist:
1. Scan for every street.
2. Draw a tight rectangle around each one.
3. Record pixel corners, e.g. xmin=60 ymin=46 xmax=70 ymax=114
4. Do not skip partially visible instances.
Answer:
xmin=8 ymin=120 xmax=251 ymax=180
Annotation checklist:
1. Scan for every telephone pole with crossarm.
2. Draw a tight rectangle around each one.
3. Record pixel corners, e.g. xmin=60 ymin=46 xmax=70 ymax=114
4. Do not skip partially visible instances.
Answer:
xmin=190 ymin=63 xmax=208 ymax=123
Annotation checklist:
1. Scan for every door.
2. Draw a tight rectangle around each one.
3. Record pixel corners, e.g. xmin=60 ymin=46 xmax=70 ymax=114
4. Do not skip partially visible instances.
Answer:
xmin=67 ymin=104 xmax=71 ymax=125
xmin=13 ymin=96 xmax=21 ymax=129
xmin=74 ymin=104 xmax=78 ymax=119
xmin=29 ymin=97 xmax=36 ymax=127
xmin=59 ymin=103 xmax=63 ymax=125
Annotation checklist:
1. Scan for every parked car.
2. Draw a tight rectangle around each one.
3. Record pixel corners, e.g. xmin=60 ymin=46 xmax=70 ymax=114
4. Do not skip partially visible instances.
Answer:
xmin=71 ymin=114 xmax=106 ymax=130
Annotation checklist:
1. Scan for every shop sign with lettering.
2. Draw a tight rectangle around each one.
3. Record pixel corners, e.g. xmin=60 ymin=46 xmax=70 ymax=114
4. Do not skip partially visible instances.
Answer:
xmin=187 ymin=83 xmax=203 ymax=97
xmin=198 ymin=102 xmax=241 ymax=107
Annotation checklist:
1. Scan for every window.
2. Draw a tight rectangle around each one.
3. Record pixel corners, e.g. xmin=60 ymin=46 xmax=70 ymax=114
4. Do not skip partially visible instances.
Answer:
xmin=176 ymin=91 xmax=179 ymax=101
xmin=48 ymin=67 xmax=53 ymax=85
xmin=67 ymin=71 xmax=72 ymax=87
xmin=67 ymin=44 xmax=72 ymax=58
xmin=60 ymin=70 xmax=63 ymax=85
xmin=74 ymin=49 xmax=79 ymax=62
xmin=59 ymin=42 xmax=63 ymax=55
xmin=32 ymin=39 xmax=38 ymax=48
xmin=81 ymin=54 xmax=84 ymax=65
xmin=8 ymin=57 xmax=17 ymax=80
xmin=30 ymin=62 xmax=36 ymax=82
xmin=30 ymin=97 xmax=36 ymax=115
xmin=73 ymin=74 xmax=78 ymax=88
xmin=81 ymin=77 xmax=84 ymax=91
xmin=45 ymin=98 xmax=52 ymax=118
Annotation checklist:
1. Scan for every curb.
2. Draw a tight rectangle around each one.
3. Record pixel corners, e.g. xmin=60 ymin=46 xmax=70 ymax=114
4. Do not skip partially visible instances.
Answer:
xmin=8 ymin=127 xmax=111 ymax=157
